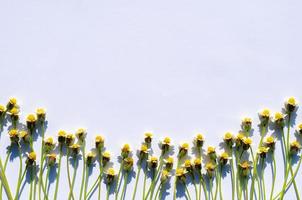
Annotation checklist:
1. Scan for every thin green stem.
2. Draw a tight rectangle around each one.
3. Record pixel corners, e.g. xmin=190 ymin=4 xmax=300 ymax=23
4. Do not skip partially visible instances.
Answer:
xmin=183 ymin=181 xmax=192 ymax=200
xmin=68 ymin=157 xmax=78 ymax=200
xmin=98 ymin=149 xmax=103 ymax=200
xmin=30 ymin=167 xmax=33 ymax=200
xmin=269 ymin=154 xmax=276 ymax=200
xmin=114 ymin=161 xmax=123 ymax=200
xmin=0 ymin=158 xmax=13 ymax=200
xmin=142 ymin=164 xmax=147 ymax=199
xmin=54 ymin=146 xmax=63 ymax=200
xmin=106 ymin=184 xmax=110 ymax=200
xmin=219 ymin=165 xmax=223 ymax=200
xmin=154 ymin=182 xmax=162 ymax=200
xmin=66 ymin=151 xmax=75 ymax=200
xmin=131 ymin=165 xmax=141 ymax=200
xmin=79 ymin=141 xmax=86 ymax=200
xmin=86 ymin=175 xmax=100 ymax=199
xmin=261 ymin=159 xmax=266 ymax=200
xmin=44 ymin=167 xmax=51 ymax=200
xmin=230 ymin=156 xmax=235 ymax=200
xmin=84 ymin=165 xmax=89 ymax=200
xmin=38 ymin=123 xmax=45 ymax=200
xmin=120 ymin=172 xmax=128 ymax=200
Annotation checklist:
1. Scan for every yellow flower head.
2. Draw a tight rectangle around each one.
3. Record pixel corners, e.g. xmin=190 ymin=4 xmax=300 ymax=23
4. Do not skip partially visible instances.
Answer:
xmin=144 ymin=132 xmax=153 ymax=143
xmin=259 ymin=108 xmax=270 ymax=118
xmin=44 ymin=137 xmax=55 ymax=145
xmin=207 ymin=146 xmax=216 ymax=154
xmin=149 ymin=156 xmax=158 ymax=168
xmin=26 ymin=114 xmax=37 ymax=123
xmin=9 ymin=98 xmax=17 ymax=106
xmin=106 ymin=168 xmax=116 ymax=184
xmin=239 ymin=161 xmax=251 ymax=169
xmin=7 ymin=97 xmax=17 ymax=110
xmin=274 ymin=112 xmax=284 ymax=121
xmin=95 ymin=135 xmax=105 ymax=143
xmin=285 ymin=97 xmax=298 ymax=112
xmin=297 ymin=123 xmax=302 ymax=134
xmin=195 ymin=133 xmax=204 ymax=141
xmin=28 ymin=152 xmax=36 ymax=161
xmin=66 ymin=133 xmax=75 ymax=145
xmin=220 ymin=152 xmax=230 ymax=160
xmin=194 ymin=133 xmax=204 ymax=148
xmin=175 ymin=168 xmax=185 ymax=177
xmin=69 ymin=143 xmax=81 ymax=155
xmin=162 ymin=137 xmax=171 ymax=145
xmin=180 ymin=142 xmax=189 ymax=150
xmin=46 ymin=153 xmax=57 ymax=166
xmin=224 ymin=132 xmax=233 ymax=140
xmin=107 ymin=168 xmax=116 ymax=176
xmin=242 ymin=117 xmax=252 ymax=132
xmin=236 ymin=132 xmax=245 ymax=141
xmin=0 ymin=104 xmax=6 ymax=114
xmin=19 ymin=130 xmax=30 ymax=142
xmin=194 ymin=158 xmax=202 ymax=166
xmin=121 ymin=144 xmax=131 ymax=153
xmin=243 ymin=137 xmax=252 ymax=145
xmin=76 ymin=128 xmax=87 ymax=141
xmin=102 ymin=151 xmax=111 ymax=159
xmin=140 ymin=144 xmax=148 ymax=153
xmin=165 ymin=156 xmax=174 ymax=171
xmin=58 ymin=130 xmax=67 ymax=143
xmin=161 ymin=170 xmax=170 ymax=183
xmin=184 ymin=159 xmax=192 ymax=168
xmin=8 ymin=129 xmax=18 ymax=137
xmin=264 ymin=136 xmax=276 ymax=150
xmin=290 ymin=141 xmax=301 ymax=154
xmin=36 ymin=108 xmax=46 ymax=121
xmin=86 ymin=151 xmax=96 ymax=165
xmin=205 ymin=162 xmax=216 ymax=171
xmin=10 ymin=107 xmax=19 ymax=115
xmin=95 ymin=135 xmax=105 ymax=149
xmin=257 ymin=146 xmax=269 ymax=154
xmin=123 ymin=157 xmax=134 ymax=171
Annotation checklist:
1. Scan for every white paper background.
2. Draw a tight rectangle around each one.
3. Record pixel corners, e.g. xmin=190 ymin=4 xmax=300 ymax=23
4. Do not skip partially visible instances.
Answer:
xmin=1 ymin=0 xmax=302 ymax=199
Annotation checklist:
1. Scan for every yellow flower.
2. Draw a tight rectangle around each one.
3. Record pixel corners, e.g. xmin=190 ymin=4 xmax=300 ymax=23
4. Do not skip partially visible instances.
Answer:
xmin=207 ymin=146 xmax=216 ymax=154
xmin=19 ymin=130 xmax=30 ymax=142
xmin=0 ymin=104 xmax=6 ymax=115
xmin=76 ymin=128 xmax=87 ymax=141
xmin=242 ymin=117 xmax=252 ymax=132
xmin=123 ymin=157 xmax=134 ymax=171
xmin=258 ymin=146 xmax=269 ymax=153
xmin=175 ymin=168 xmax=186 ymax=182
xmin=26 ymin=151 xmax=36 ymax=166
xmin=297 ymin=123 xmax=302 ymax=134
xmin=58 ymin=130 xmax=67 ymax=143
xmin=219 ymin=152 xmax=231 ymax=165
xmin=7 ymin=97 xmax=17 ymax=110
xmin=9 ymin=107 xmax=19 ymax=115
xmin=162 ymin=137 xmax=171 ymax=145
xmin=36 ymin=108 xmax=46 ymax=121
xmin=259 ymin=108 xmax=270 ymax=118
xmin=195 ymin=133 xmax=204 ymax=148
xmin=66 ymin=133 xmax=75 ymax=145
xmin=102 ymin=151 xmax=111 ymax=159
xmin=44 ymin=137 xmax=54 ymax=145
xmin=138 ymin=144 xmax=148 ymax=161
xmin=274 ymin=112 xmax=284 ymax=121
xmin=165 ymin=156 xmax=174 ymax=171
xmin=86 ymin=151 xmax=96 ymax=165
xmin=106 ymin=168 xmax=116 ymax=184
xmin=69 ymin=143 xmax=81 ymax=155
xmin=274 ymin=112 xmax=285 ymax=128
xmin=95 ymin=135 xmax=105 ymax=149
xmin=107 ymin=168 xmax=115 ymax=176
xmin=290 ymin=141 xmax=301 ymax=154
xmin=144 ymin=132 xmax=153 ymax=144
xmin=140 ymin=144 xmax=148 ymax=153
xmin=238 ymin=160 xmax=252 ymax=176
xmin=285 ymin=97 xmax=297 ymax=112
xmin=239 ymin=161 xmax=251 ymax=169
xmin=243 ymin=137 xmax=252 ymax=145
xmin=8 ymin=129 xmax=19 ymax=143
xmin=193 ymin=158 xmax=202 ymax=170
xmin=149 ymin=156 xmax=158 ymax=168
xmin=223 ymin=132 xmax=233 ymax=147
xmin=46 ymin=153 xmax=57 ymax=166
xmin=26 ymin=114 xmax=37 ymax=123
xmin=205 ymin=162 xmax=216 ymax=177
xmin=264 ymin=136 xmax=276 ymax=149
xmin=121 ymin=144 xmax=131 ymax=158
xmin=161 ymin=170 xmax=170 ymax=183
xmin=178 ymin=142 xmax=189 ymax=157
xmin=184 ymin=160 xmax=193 ymax=172
xmin=29 ymin=152 xmax=36 ymax=160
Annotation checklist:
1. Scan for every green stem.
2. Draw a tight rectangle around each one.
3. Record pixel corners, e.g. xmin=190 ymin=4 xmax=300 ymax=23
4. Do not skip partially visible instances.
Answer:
xmin=86 ymin=175 xmax=101 ymax=199
xmin=0 ymin=158 xmax=13 ymax=200
xmin=98 ymin=151 xmax=103 ymax=200
xmin=79 ymin=141 xmax=86 ymax=200
xmin=30 ymin=167 xmax=33 ymax=200
xmin=44 ymin=167 xmax=51 ymax=200
xmin=106 ymin=184 xmax=110 ymax=200
xmin=230 ymin=156 xmax=235 ymax=200
xmin=191 ymin=174 xmax=198 ymax=200
xmin=219 ymin=165 xmax=223 ymax=200
xmin=261 ymin=159 xmax=266 ymax=200
xmin=145 ymin=158 xmax=164 ymax=200
xmin=38 ymin=123 xmax=45 ymax=200
xmin=142 ymin=164 xmax=147 ymax=199
xmin=183 ymin=181 xmax=192 ymax=200
xmin=249 ymin=126 xmax=266 ymax=200
xmin=14 ymin=166 xmax=27 ymax=200
xmin=289 ymin=161 xmax=300 ymax=200
xmin=1 ymin=146 xmax=12 ymax=197
xmin=33 ymin=164 xmax=37 ymax=200
xmin=14 ymin=145 xmax=23 ymax=200
xmin=66 ymin=150 xmax=75 ymax=200
xmin=120 ymin=172 xmax=128 ymax=200
xmin=131 ymin=165 xmax=141 ymax=200
xmin=154 ymin=182 xmax=162 ymax=200
xmin=54 ymin=146 xmax=63 ymax=200
xmin=114 ymin=161 xmax=123 ymax=200
xmin=269 ymin=154 xmax=276 ymax=200
xmin=84 ymin=165 xmax=89 ymax=200
xmin=68 ymin=157 xmax=78 ymax=200
xmin=214 ymin=169 xmax=219 ymax=200
xmin=200 ymin=175 xmax=208 ymax=200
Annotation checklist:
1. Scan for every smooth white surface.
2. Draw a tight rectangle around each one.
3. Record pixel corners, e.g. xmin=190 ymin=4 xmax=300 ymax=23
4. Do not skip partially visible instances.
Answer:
xmin=1 ymin=0 xmax=302 ymax=199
